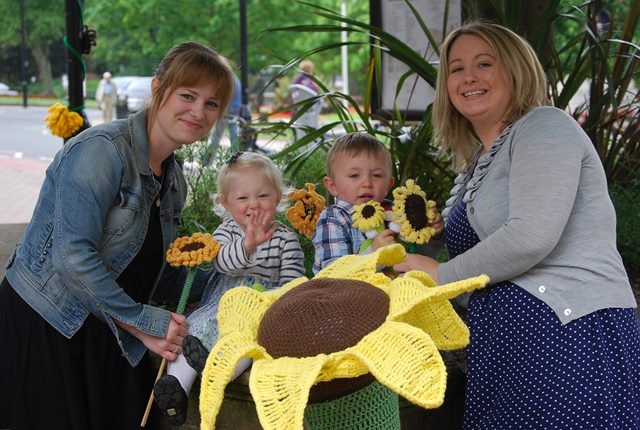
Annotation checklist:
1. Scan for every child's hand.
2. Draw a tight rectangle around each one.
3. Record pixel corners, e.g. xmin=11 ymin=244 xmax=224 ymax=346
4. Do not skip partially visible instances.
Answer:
xmin=243 ymin=208 xmax=275 ymax=254
xmin=429 ymin=209 xmax=444 ymax=240
xmin=371 ymin=228 xmax=396 ymax=251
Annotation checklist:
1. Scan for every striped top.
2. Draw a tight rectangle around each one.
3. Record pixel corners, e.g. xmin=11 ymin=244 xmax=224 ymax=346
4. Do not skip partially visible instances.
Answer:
xmin=212 ymin=218 xmax=305 ymax=288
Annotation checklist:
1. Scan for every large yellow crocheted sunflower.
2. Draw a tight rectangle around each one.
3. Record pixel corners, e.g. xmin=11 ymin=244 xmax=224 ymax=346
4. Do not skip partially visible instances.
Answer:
xmin=391 ymin=179 xmax=437 ymax=244
xmin=199 ymin=244 xmax=489 ymax=430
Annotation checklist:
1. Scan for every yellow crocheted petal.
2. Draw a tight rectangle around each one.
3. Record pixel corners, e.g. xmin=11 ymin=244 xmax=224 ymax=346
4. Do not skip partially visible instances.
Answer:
xmin=353 ymin=321 xmax=447 ymax=409
xmin=401 ymin=299 xmax=470 ymax=350
xmin=216 ymin=286 xmax=277 ymax=337
xmin=388 ymin=274 xmax=489 ymax=350
xmin=314 ymin=349 xmax=370 ymax=382
xmin=402 ymin=270 xmax=438 ymax=288
xmin=314 ymin=244 xmax=404 ymax=286
xmin=249 ymin=355 xmax=327 ymax=430
xmin=200 ymin=331 xmax=268 ymax=430
xmin=389 ymin=274 xmax=488 ymax=315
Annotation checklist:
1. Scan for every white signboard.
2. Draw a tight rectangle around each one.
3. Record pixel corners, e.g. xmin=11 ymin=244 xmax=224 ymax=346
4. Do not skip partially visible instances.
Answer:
xmin=376 ymin=0 xmax=461 ymax=115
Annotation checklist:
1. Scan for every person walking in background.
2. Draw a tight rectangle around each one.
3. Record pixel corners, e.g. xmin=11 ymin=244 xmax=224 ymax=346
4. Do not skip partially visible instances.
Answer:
xmin=153 ymin=151 xmax=305 ymax=425
xmin=95 ymin=71 xmax=118 ymax=123
xmin=292 ymin=59 xmax=319 ymax=94
xmin=395 ymin=22 xmax=640 ymax=429
xmin=0 ymin=41 xmax=235 ymax=430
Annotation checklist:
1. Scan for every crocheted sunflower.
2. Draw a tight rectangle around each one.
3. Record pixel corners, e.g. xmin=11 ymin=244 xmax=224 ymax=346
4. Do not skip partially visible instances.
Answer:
xmin=391 ymin=179 xmax=437 ymax=244
xmin=199 ymin=244 xmax=489 ymax=430
xmin=44 ymin=103 xmax=84 ymax=139
xmin=166 ymin=232 xmax=220 ymax=267
xmin=286 ymin=183 xmax=326 ymax=239
xmin=352 ymin=201 xmax=386 ymax=233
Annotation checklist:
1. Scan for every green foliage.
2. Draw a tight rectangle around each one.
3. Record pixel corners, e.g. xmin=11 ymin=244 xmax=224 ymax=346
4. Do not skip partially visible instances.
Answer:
xmin=261 ymin=0 xmax=454 ymax=203
xmin=610 ymin=181 xmax=640 ymax=280
xmin=176 ymin=140 xmax=222 ymax=236
xmin=80 ymin=0 xmax=370 ymax=93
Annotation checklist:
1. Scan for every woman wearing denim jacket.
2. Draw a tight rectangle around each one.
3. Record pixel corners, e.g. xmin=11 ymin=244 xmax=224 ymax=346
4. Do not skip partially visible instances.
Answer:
xmin=0 ymin=41 xmax=235 ymax=430
xmin=395 ymin=23 xmax=640 ymax=429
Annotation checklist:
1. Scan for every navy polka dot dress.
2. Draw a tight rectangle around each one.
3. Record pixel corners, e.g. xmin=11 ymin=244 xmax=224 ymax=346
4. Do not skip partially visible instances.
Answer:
xmin=446 ymin=197 xmax=640 ymax=430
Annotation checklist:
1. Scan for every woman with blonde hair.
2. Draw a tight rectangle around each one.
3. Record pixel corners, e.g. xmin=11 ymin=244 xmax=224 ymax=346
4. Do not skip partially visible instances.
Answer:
xmin=397 ymin=22 xmax=640 ymax=429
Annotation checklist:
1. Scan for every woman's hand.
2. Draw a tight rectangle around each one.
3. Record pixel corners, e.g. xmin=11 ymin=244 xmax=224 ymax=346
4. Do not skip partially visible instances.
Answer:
xmin=243 ymin=208 xmax=275 ymax=254
xmin=115 ymin=313 xmax=188 ymax=361
xmin=394 ymin=253 xmax=440 ymax=283
xmin=430 ymin=209 xmax=444 ymax=240
xmin=371 ymin=229 xmax=396 ymax=251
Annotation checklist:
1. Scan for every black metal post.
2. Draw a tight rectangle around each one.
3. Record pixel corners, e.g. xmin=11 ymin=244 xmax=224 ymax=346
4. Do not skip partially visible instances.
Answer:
xmin=64 ymin=0 xmax=90 ymax=139
xmin=19 ymin=0 xmax=28 ymax=108
xmin=238 ymin=0 xmax=256 ymax=151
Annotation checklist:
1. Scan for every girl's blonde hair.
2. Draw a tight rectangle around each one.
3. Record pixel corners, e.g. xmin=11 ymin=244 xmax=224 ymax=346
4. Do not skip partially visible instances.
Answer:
xmin=147 ymin=41 xmax=235 ymax=132
xmin=432 ymin=22 xmax=550 ymax=172
xmin=212 ymin=152 xmax=292 ymax=217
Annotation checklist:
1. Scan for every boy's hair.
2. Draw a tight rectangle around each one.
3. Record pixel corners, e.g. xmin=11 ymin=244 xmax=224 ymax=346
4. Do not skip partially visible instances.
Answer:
xmin=212 ymin=152 xmax=292 ymax=217
xmin=326 ymin=133 xmax=392 ymax=177
xmin=148 ymin=41 xmax=235 ymax=132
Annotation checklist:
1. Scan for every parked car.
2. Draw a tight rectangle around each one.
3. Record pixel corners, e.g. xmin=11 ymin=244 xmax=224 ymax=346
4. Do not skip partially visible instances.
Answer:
xmin=110 ymin=76 xmax=139 ymax=118
xmin=125 ymin=77 xmax=153 ymax=113
xmin=0 ymin=82 xmax=19 ymax=96
xmin=111 ymin=76 xmax=139 ymax=102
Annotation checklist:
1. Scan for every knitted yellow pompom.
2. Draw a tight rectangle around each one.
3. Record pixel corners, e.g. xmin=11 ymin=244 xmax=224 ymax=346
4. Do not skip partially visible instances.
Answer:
xmin=44 ymin=103 xmax=84 ymax=139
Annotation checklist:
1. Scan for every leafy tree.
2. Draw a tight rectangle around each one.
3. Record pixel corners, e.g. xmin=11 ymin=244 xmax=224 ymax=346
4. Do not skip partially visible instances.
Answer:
xmin=0 ymin=0 xmax=64 ymax=95
xmin=83 ymin=0 xmax=369 ymax=92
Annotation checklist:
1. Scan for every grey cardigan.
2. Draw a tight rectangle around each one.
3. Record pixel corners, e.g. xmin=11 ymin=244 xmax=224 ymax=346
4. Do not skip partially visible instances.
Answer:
xmin=435 ymin=106 xmax=635 ymax=324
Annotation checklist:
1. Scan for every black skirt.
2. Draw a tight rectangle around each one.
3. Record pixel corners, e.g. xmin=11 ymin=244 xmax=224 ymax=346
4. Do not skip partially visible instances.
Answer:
xmin=0 ymin=278 xmax=164 ymax=430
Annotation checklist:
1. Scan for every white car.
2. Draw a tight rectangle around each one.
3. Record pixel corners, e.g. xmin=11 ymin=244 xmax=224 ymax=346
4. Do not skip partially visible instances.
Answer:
xmin=0 ymin=82 xmax=19 ymax=96
xmin=125 ymin=77 xmax=153 ymax=113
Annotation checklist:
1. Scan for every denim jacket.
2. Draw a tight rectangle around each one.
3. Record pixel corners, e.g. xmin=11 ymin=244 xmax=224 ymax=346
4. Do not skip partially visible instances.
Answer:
xmin=4 ymin=110 xmax=187 ymax=366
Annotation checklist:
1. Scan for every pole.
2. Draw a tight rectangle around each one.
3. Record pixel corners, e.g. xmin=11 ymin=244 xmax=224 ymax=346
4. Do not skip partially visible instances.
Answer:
xmin=19 ymin=0 xmax=28 ymax=108
xmin=341 ymin=0 xmax=349 ymax=100
xmin=64 ymin=0 xmax=90 ymax=139
xmin=238 ymin=0 xmax=256 ymax=151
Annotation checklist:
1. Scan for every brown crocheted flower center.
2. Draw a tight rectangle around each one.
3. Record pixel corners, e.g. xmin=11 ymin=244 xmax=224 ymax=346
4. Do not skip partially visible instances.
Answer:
xmin=406 ymin=194 xmax=428 ymax=230
xmin=257 ymin=278 xmax=389 ymax=358
xmin=180 ymin=242 xmax=205 ymax=252
xmin=361 ymin=204 xmax=377 ymax=219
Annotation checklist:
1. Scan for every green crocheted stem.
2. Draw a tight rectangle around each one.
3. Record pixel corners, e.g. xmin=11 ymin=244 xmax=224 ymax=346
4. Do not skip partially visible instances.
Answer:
xmin=359 ymin=238 xmax=373 ymax=253
xmin=304 ymin=381 xmax=401 ymax=430
xmin=176 ymin=268 xmax=196 ymax=315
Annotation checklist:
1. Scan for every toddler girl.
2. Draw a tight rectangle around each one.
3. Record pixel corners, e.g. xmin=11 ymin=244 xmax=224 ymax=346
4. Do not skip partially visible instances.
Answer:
xmin=154 ymin=151 xmax=305 ymax=425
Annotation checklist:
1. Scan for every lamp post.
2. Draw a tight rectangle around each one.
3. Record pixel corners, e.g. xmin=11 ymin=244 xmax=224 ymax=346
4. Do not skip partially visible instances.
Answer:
xmin=19 ymin=0 xmax=28 ymax=108
xmin=238 ymin=0 xmax=257 ymax=151
xmin=64 ymin=0 xmax=93 ymax=140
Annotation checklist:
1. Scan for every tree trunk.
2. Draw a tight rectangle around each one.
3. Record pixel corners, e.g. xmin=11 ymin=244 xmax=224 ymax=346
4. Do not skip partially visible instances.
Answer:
xmin=30 ymin=38 xmax=54 ymax=96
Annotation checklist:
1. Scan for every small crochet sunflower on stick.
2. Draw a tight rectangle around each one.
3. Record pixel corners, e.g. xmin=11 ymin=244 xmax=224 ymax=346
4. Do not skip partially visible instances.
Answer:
xmin=390 ymin=179 xmax=439 ymax=252
xmin=140 ymin=232 xmax=220 ymax=427
xmin=351 ymin=180 xmax=439 ymax=253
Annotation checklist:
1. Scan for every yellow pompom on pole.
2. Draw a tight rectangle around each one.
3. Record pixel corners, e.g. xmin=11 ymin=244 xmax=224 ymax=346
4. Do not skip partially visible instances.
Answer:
xmin=44 ymin=103 xmax=84 ymax=139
